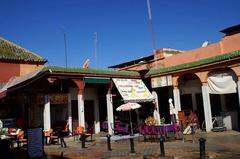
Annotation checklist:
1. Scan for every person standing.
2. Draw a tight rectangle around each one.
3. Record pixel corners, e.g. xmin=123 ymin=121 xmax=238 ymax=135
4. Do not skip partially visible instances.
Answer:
xmin=58 ymin=123 xmax=69 ymax=148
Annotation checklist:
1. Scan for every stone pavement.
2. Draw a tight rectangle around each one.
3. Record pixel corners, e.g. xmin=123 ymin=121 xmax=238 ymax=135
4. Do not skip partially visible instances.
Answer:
xmin=4 ymin=130 xmax=240 ymax=159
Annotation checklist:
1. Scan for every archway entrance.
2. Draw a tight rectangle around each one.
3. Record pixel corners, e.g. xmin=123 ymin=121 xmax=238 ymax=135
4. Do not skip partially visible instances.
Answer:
xmin=208 ymin=69 xmax=239 ymax=130
xmin=178 ymin=73 xmax=204 ymax=126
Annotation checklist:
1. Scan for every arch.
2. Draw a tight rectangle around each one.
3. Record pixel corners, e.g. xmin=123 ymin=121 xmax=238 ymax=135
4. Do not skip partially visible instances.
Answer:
xmin=195 ymin=71 xmax=209 ymax=84
xmin=178 ymin=73 xmax=202 ymax=94
xmin=206 ymin=68 xmax=239 ymax=131
xmin=177 ymin=73 xmax=204 ymax=127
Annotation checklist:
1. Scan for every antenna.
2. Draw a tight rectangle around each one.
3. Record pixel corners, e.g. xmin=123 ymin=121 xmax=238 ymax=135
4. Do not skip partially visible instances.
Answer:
xmin=60 ymin=28 xmax=68 ymax=68
xmin=94 ymin=32 xmax=98 ymax=68
xmin=64 ymin=32 xmax=68 ymax=68
xmin=147 ymin=0 xmax=157 ymax=54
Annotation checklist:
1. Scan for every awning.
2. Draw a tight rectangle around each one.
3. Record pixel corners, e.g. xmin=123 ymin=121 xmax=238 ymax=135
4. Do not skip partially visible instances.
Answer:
xmin=0 ymin=91 xmax=6 ymax=98
xmin=208 ymin=70 xmax=237 ymax=94
xmin=112 ymin=78 xmax=154 ymax=103
xmin=84 ymin=77 xmax=110 ymax=84
xmin=0 ymin=69 xmax=43 ymax=98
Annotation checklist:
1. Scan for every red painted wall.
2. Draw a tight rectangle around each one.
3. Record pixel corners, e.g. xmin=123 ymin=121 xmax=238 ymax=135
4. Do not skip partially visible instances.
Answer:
xmin=0 ymin=62 xmax=20 ymax=83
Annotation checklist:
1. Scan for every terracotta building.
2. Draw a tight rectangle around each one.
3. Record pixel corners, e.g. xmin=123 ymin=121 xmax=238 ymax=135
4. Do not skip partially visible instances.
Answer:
xmin=0 ymin=38 xmax=154 ymax=135
xmin=0 ymin=37 xmax=47 ymax=84
xmin=0 ymin=24 xmax=240 ymax=135
xmin=111 ymin=24 xmax=240 ymax=132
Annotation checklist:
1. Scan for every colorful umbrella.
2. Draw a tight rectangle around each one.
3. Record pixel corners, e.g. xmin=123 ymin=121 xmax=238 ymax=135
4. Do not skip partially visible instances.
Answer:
xmin=116 ymin=103 xmax=141 ymax=135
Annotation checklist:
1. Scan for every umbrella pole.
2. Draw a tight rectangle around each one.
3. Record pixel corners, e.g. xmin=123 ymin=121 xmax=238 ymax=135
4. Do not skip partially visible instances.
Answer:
xmin=129 ymin=111 xmax=133 ymax=135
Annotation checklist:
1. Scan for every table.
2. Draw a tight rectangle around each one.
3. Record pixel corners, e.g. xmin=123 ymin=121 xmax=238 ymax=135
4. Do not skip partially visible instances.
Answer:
xmin=0 ymin=134 xmax=17 ymax=148
xmin=140 ymin=124 xmax=177 ymax=141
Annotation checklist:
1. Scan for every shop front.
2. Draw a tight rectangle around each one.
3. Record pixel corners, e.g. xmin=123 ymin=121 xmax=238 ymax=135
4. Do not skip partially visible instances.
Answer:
xmin=104 ymin=78 xmax=157 ymax=135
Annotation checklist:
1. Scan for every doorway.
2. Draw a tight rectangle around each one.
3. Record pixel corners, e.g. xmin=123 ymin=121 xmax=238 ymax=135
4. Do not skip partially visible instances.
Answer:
xmin=84 ymin=100 xmax=95 ymax=131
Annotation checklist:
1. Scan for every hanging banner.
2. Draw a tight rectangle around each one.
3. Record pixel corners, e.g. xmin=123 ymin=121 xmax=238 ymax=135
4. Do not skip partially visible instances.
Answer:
xmin=112 ymin=78 xmax=154 ymax=102
xmin=151 ymin=75 xmax=172 ymax=88
xmin=208 ymin=71 xmax=237 ymax=94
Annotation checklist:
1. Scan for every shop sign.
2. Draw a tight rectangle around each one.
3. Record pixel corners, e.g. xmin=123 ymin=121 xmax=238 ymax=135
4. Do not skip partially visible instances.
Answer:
xmin=112 ymin=78 xmax=153 ymax=102
xmin=49 ymin=93 xmax=68 ymax=104
xmin=151 ymin=75 xmax=172 ymax=88
xmin=36 ymin=93 xmax=68 ymax=104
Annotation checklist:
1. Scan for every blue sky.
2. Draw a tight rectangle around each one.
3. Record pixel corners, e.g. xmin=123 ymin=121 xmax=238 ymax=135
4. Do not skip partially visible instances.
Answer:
xmin=0 ymin=0 xmax=239 ymax=69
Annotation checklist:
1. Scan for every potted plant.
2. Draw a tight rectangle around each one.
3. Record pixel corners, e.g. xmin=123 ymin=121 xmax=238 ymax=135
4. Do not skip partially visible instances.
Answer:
xmin=145 ymin=116 xmax=157 ymax=126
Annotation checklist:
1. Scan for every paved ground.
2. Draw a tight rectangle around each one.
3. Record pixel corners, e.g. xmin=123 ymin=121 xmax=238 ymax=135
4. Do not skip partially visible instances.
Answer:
xmin=3 ymin=130 xmax=240 ymax=159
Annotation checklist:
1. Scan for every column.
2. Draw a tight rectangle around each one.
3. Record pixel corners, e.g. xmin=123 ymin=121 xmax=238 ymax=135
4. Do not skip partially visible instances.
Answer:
xmin=152 ymin=91 xmax=161 ymax=124
xmin=43 ymin=95 xmax=51 ymax=131
xmin=173 ymin=87 xmax=181 ymax=112
xmin=68 ymin=92 xmax=73 ymax=135
xmin=94 ymin=96 xmax=100 ymax=134
xmin=237 ymin=81 xmax=240 ymax=108
xmin=237 ymin=81 xmax=240 ymax=130
xmin=73 ymin=80 xmax=85 ymax=128
xmin=201 ymin=83 xmax=213 ymax=132
xmin=106 ymin=82 xmax=114 ymax=135
xmin=192 ymin=93 xmax=198 ymax=112
xmin=78 ymin=93 xmax=85 ymax=128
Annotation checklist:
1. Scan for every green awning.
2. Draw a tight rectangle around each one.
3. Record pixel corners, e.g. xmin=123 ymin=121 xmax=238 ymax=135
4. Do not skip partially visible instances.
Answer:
xmin=84 ymin=77 xmax=110 ymax=84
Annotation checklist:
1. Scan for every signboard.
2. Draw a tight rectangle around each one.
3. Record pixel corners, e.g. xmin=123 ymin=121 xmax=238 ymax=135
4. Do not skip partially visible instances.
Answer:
xmin=27 ymin=128 xmax=43 ymax=158
xmin=112 ymin=78 xmax=153 ymax=102
xmin=0 ymin=118 xmax=16 ymax=128
xmin=151 ymin=75 xmax=172 ymax=88
xmin=37 ymin=93 xmax=68 ymax=105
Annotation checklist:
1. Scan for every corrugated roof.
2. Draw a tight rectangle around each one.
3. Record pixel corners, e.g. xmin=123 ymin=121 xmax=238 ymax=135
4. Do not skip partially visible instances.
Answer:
xmin=0 ymin=69 xmax=43 ymax=97
xmin=108 ymin=55 xmax=154 ymax=69
xmin=0 ymin=37 xmax=47 ymax=63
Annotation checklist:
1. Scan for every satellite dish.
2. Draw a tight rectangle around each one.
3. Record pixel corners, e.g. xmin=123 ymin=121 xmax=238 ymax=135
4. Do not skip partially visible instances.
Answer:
xmin=138 ymin=60 xmax=145 ymax=64
xmin=82 ymin=58 xmax=90 ymax=68
xmin=201 ymin=41 xmax=209 ymax=47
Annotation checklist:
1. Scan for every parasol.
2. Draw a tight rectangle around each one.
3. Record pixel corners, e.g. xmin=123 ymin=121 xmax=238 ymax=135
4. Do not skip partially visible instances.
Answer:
xmin=116 ymin=102 xmax=141 ymax=135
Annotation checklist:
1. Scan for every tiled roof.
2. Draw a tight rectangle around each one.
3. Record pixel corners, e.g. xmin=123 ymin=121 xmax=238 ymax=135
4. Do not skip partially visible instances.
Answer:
xmin=147 ymin=50 xmax=240 ymax=75
xmin=0 ymin=37 xmax=47 ymax=63
xmin=43 ymin=66 xmax=140 ymax=77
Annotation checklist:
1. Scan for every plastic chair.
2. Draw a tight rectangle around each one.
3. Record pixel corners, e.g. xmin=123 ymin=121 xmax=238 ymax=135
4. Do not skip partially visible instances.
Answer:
xmin=44 ymin=129 xmax=52 ymax=145
xmin=73 ymin=126 xmax=84 ymax=141
xmin=45 ymin=128 xmax=60 ymax=145
xmin=17 ymin=130 xmax=27 ymax=147
xmin=178 ymin=111 xmax=186 ymax=131
xmin=74 ymin=126 xmax=93 ymax=142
